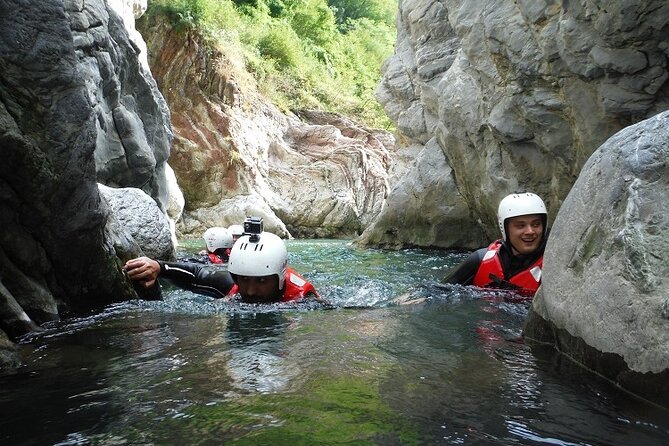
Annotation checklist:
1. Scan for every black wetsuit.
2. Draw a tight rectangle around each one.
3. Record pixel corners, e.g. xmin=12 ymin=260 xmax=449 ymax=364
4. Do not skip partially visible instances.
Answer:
xmin=443 ymin=233 xmax=548 ymax=289
xmin=147 ymin=261 xmax=236 ymax=299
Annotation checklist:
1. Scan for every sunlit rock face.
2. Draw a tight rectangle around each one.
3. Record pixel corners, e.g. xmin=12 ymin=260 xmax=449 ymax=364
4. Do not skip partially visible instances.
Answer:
xmin=363 ymin=0 xmax=669 ymax=248
xmin=138 ymin=15 xmax=394 ymax=239
xmin=0 ymin=0 xmax=172 ymax=366
xmin=99 ymin=184 xmax=174 ymax=260
xmin=524 ymin=111 xmax=669 ymax=408
xmin=270 ymin=111 xmax=392 ymax=238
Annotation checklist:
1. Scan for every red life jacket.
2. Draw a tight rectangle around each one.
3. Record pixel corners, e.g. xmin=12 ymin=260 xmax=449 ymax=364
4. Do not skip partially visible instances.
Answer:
xmin=226 ymin=267 xmax=319 ymax=302
xmin=207 ymin=252 xmax=225 ymax=264
xmin=228 ymin=283 xmax=238 ymax=296
xmin=282 ymin=267 xmax=319 ymax=302
xmin=472 ymin=240 xmax=542 ymax=296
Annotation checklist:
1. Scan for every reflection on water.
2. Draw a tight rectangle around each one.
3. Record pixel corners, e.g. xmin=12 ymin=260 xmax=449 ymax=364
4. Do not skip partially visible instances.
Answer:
xmin=224 ymin=313 xmax=298 ymax=394
xmin=1 ymin=240 xmax=668 ymax=445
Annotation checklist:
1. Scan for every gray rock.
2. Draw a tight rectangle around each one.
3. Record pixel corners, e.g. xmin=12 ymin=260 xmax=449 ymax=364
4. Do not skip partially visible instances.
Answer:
xmin=524 ymin=110 xmax=669 ymax=407
xmin=181 ymin=194 xmax=291 ymax=240
xmin=0 ymin=0 xmax=171 ymax=366
xmin=0 ymin=329 xmax=19 ymax=370
xmin=589 ymin=46 xmax=648 ymax=74
xmin=365 ymin=0 xmax=669 ymax=248
xmin=357 ymin=138 xmax=484 ymax=248
xmin=271 ymin=111 xmax=392 ymax=238
xmin=66 ymin=0 xmax=172 ymax=210
xmin=99 ymin=184 xmax=175 ymax=260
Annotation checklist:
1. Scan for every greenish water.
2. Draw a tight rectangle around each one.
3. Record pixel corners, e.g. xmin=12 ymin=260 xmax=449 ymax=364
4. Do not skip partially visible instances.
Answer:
xmin=1 ymin=240 xmax=667 ymax=445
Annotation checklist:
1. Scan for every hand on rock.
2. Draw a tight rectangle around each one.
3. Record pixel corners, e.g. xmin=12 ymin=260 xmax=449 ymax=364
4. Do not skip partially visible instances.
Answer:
xmin=123 ymin=257 xmax=161 ymax=288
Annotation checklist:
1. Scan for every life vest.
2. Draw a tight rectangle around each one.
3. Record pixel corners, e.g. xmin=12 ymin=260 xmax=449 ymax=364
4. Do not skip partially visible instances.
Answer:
xmin=472 ymin=240 xmax=542 ymax=296
xmin=226 ymin=267 xmax=318 ymax=302
xmin=282 ymin=267 xmax=319 ymax=302
xmin=207 ymin=252 xmax=227 ymax=264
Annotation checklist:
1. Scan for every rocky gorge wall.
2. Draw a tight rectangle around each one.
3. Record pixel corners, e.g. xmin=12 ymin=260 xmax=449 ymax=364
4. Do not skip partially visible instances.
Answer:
xmin=358 ymin=0 xmax=669 ymax=406
xmin=359 ymin=0 xmax=669 ymax=248
xmin=0 ymin=0 xmax=174 ymax=366
xmin=138 ymin=14 xmax=395 ymax=239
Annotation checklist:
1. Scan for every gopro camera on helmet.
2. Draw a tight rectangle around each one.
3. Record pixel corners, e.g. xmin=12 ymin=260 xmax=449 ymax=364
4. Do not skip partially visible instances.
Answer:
xmin=243 ymin=216 xmax=263 ymax=242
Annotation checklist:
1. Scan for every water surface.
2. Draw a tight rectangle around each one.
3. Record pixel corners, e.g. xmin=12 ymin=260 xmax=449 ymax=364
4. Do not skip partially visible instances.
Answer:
xmin=1 ymin=240 xmax=667 ymax=445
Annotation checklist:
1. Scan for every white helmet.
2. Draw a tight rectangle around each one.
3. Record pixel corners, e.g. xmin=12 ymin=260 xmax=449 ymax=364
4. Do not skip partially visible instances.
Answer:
xmin=228 ymin=232 xmax=288 ymax=289
xmin=228 ymin=224 xmax=244 ymax=237
xmin=203 ymin=227 xmax=233 ymax=252
xmin=497 ymin=192 xmax=547 ymax=241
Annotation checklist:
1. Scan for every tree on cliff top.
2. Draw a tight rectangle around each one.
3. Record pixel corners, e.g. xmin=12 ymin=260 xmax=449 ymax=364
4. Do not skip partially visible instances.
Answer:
xmin=146 ymin=0 xmax=396 ymax=127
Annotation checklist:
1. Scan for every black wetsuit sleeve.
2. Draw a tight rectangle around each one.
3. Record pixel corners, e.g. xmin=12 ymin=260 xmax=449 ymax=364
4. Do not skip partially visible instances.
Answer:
xmin=159 ymin=261 xmax=202 ymax=281
xmin=158 ymin=261 xmax=235 ymax=299
xmin=442 ymin=248 xmax=487 ymax=286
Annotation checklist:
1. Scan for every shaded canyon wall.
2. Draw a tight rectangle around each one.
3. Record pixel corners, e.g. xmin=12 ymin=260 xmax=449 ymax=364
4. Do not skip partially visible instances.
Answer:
xmin=0 ymin=0 xmax=174 ymax=366
xmin=359 ymin=0 xmax=669 ymax=248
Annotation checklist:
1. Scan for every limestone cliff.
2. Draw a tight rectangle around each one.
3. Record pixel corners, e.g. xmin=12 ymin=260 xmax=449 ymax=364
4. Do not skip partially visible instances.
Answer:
xmin=138 ymin=14 xmax=394 ymax=238
xmin=360 ymin=0 xmax=669 ymax=248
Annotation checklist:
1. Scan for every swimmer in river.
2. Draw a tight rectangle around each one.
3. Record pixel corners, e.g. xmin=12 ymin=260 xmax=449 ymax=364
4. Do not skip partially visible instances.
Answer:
xmin=443 ymin=192 xmax=549 ymax=298
xmin=124 ymin=217 xmax=324 ymax=304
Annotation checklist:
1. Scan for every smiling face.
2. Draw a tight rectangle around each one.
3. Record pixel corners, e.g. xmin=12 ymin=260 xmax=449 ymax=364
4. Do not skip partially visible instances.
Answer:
xmin=506 ymin=214 xmax=544 ymax=256
xmin=235 ymin=275 xmax=281 ymax=303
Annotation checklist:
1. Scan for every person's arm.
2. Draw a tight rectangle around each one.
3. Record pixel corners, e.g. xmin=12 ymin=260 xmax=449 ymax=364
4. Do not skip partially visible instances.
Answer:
xmin=124 ymin=257 xmax=205 ymax=287
xmin=124 ymin=257 xmax=235 ymax=299
xmin=159 ymin=261 xmax=203 ymax=281
xmin=442 ymin=248 xmax=487 ymax=286
xmin=160 ymin=261 xmax=236 ymax=299
xmin=304 ymin=290 xmax=329 ymax=305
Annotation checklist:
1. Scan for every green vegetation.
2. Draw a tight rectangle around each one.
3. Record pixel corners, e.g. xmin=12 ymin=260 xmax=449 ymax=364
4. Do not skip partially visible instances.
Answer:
xmin=146 ymin=0 xmax=397 ymax=128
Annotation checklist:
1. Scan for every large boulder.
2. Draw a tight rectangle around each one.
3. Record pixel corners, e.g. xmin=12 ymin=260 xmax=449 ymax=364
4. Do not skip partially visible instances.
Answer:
xmin=524 ymin=110 xmax=669 ymax=408
xmin=180 ymin=193 xmax=292 ymax=239
xmin=363 ymin=0 xmax=669 ymax=248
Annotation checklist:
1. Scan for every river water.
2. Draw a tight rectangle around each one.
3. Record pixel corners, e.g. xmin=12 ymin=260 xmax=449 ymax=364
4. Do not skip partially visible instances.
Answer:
xmin=1 ymin=239 xmax=667 ymax=445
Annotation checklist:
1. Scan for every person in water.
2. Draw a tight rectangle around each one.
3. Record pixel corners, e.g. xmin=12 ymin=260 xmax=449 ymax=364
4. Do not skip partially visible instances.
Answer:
xmin=443 ymin=192 xmax=548 ymax=296
xmin=228 ymin=224 xmax=244 ymax=245
xmin=227 ymin=229 xmax=320 ymax=303
xmin=198 ymin=226 xmax=234 ymax=264
xmin=124 ymin=220 xmax=320 ymax=304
